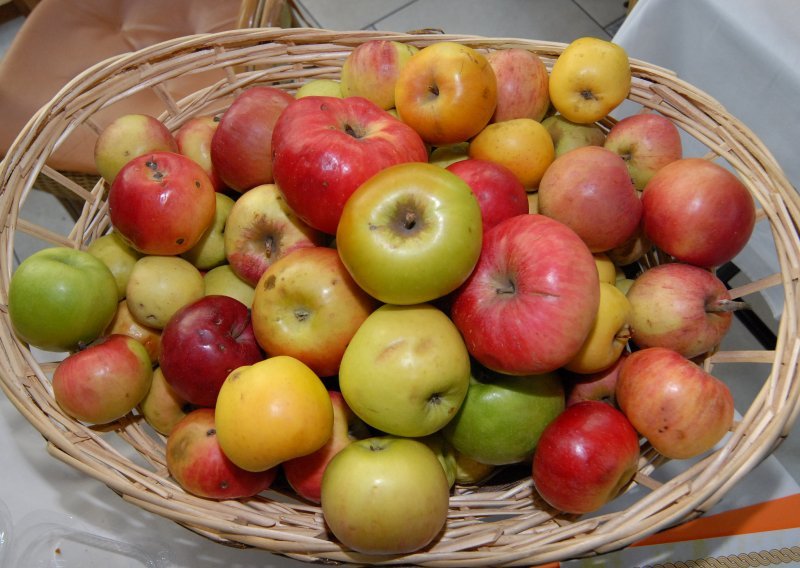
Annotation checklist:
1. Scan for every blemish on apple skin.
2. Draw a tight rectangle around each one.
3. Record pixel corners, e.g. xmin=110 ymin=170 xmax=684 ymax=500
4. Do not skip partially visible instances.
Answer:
xmin=206 ymin=428 xmax=216 ymax=437
xmin=264 ymin=275 xmax=276 ymax=290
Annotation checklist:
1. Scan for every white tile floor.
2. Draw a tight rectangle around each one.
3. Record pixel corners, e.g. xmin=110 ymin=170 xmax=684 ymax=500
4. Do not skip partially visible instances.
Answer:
xmin=1 ymin=0 xmax=798 ymax=517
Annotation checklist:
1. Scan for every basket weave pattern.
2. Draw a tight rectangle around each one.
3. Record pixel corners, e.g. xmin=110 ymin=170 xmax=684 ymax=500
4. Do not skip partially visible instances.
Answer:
xmin=1 ymin=28 xmax=799 ymax=566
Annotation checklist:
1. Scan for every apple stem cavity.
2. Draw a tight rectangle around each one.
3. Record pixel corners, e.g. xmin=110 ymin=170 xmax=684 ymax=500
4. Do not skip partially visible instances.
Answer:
xmin=580 ymin=88 xmax=597 ymax=101
xmin=706 ymin=299 xmax=750 ymax=313
xmin=496 ymin=279 xmax=516 ymax=296
xmin=294 ymin=308 xmax=311 ymax=322
xmin=343 ymin=124 xmax=363 ymax=139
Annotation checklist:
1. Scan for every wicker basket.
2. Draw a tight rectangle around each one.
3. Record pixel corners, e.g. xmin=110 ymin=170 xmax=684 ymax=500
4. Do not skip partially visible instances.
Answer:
xmin=1 ymin=27 xmax=799 ymax=566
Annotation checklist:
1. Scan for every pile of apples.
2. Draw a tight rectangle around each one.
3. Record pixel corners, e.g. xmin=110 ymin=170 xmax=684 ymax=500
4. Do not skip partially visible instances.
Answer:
xmin=7 ymin=35 xmax=758 ymax=556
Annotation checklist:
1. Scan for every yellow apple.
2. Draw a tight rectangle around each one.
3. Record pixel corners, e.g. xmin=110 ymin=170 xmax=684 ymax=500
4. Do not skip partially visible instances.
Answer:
xmin=564 ymin=282 xmax=632 ymax=374
xmin=296 ymin=79 xmax=343 ymax=99
xmin=203 ymin=264 xmax=256 ymax=308
xmin=594 ymin=253 xmax=617 ymax=284
xmin=395 ymin=42 xmax=497 ymax=145
xmin=86 ymin=232 xmax=142 ymax=300
xmin=549 ymin=37 xmax=631 ymax=124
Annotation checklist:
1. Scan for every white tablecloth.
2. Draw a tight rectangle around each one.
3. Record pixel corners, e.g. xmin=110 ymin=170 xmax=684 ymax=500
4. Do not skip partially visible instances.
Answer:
xmin=613 ymin=0 xmax=800 ymax=319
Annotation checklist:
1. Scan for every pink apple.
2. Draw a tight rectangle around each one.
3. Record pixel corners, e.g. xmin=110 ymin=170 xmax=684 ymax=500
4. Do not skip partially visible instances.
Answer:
xmin=538 ymin=145 xmax=642 ymax=253
xmin=339 ymin=39 xmax=418 ymax=110
xmin=282 ymin=390 xmax=371 ymax=504
xmin=450 ymin=214 xmax=600 ymax=375
xmin=563 ymin=351 xmax=628 ymax=407
xmin=604 ymin=112 xmax=682 ymax=190
xmin=445 ymin=158 xmax=529 ymax=232
xmin=166 ymin=408 xmax=277 ymax=499
xmin=616 ymin=347 xmax=734 ymax=459
xmin=108 ymin=151 xmax=217 ymax=256
xmin=626 ymin=262 xmax=736 ymax=359
xmin=210 ymin=85 xmax=295 ymax=193
xmin=52 ymin=334 xmax=153 ymax=425
xmin=641 ymin=158 xmax=756 ymax=268
xmin=159 ymin=295 xmax=264 ymax=408
xmin=271 ymin=95 xmax=428 ymax=234
xmin=175 ymin=115 xmax=226 ymax=191
xmin=487 ymin=48 xmax=550 ymax=123
xmin=532 ymin=400 xmax=640 ymax=514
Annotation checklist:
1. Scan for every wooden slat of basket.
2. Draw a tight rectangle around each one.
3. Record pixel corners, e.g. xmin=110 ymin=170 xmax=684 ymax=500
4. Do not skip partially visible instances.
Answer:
xmin=0 ymin=27 xmax=799 ymax=567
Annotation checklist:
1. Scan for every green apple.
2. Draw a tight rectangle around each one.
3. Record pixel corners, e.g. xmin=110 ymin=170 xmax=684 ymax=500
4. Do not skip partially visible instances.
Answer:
xmin=8 ymin=247 xmax=118 ymax=352
xmin=87 ymin=231 xmax=143 ymax=300
xmin=126 ymin=255 xmax=204 ymax=329
xmin=442 ymin=364 xmax=565 ymax=465
xmin=339 ymin=303 xmax=471 ymax=438
xmin=181 ymin=192 xmax=235 ymax=270
xmin=321 ymin=436 xmax=450 ymax=555
xmin=336 ymin=162 xmax=482 ymax=305
xmin=418 ymin=432 xmax=457 ymax=488
xmin=139 ymin=366 xmax=190 ymax=436
xmin=541 ymin=114 xmax=606 ymax=157
xmin=295 ymin=79 xmax=343 ymax=99
xmin=203 ymin=264 xmax=256 ymax=308
xmin=428 ymin=142 xmax=470 ymax=168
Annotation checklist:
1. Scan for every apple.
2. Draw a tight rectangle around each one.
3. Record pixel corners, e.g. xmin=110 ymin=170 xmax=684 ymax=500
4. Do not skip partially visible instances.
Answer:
xmin=215 ymin=355 xmax=333 ymax=472
xmin=442 ymin=364 xmax=565 ymax=466
xmin=223 ymin=183 xmax=326 ymax=287
xmin=450 ymin=214 xmax=600 ymax=375
xmin=203 ymin=264 xmax=256 ymax=307
xmin=175 ymin=115 xmax=226 ymax=191
xmin=594 ymin=252 xmax=617 ymax=284
xmin=282 ymin=390 xmax=371 ymax=503
xmin=428 ymin=142 xmax=469 ymax=168
xmin=296 ymin=79 xmax=343 ymax=99
xmin=626 ymin=262 xmax=737 ymax=359
xmin=538 ymin=145 xmax=642 ymax=252
xmin=8 ymin=246 xmax=118 ymax=352
xmin=548 ymin=37 xmax=631 ymax=124
xmin=166 ymin=408 xmax=277 ymax=499
xmin=468 ymin=117 xmax=556 ymax=190
xmin=616 ymin=347 xmax=734 ymax=459
xmin=180 ymin=192 xmax=235 ymax=270
xmin=564 ymin=351 xmax=627 ymax=407
xmin=251 ymin=247 xmax=377 ymax=377
xmin=159 ymin=295 xmax=263 ymax=408
xmin=606 ymin=222 xmax=653 ymax=267
xmin=338 ymin=303 xmax=471 ymax=438
xmin=336 ymin=162 xmax=482 ymax=305
xmin=641 ymin=158 xmax=756 ymax=268
xmin=418 ymin=432 xmax=458 ymax=488
xmin=125 ymin=255 xmax=205 ymax=330
xmin=453 ymin=450 xmax=496 ymax=485
xmin=104 ymin=300 xmax=162 ymax=364
xmin=395 ymin=41 xmax=497 ymax=146
xmin=532 ymin=400 xmax=640 ymax=514
xmin=139 ymin=366 xmax=191 ymax=436
xmin=86 ymin=232 xmax=143 ymax=300
xmin=271 ymin=95 xmax=428 ymax=234
xmin=486 ymin=48 xmax=550 ymax=123
xmin=541 ymin=114 xmax=607 ymax=157
xmin=52 ymin=334 xmax=153 ymax=425
xmin=210 ymin=85 xmax=294 ymax=192
xmin=446 ymin=158 xmax=529 ymax=232
xmin=108 ymin=151 xmax=217 ymax=256
xmin=563 ymin=282 xmax=632 ymax=374
xmin=320 ymin=436 xmax=450 ymax=555
xmin=604 ymin=112 xmax=683 ymax=190
xmin=340 ymin=39 xmax=419 ymax=110
xmin=94 ymin=113 xmax=178 ymax=184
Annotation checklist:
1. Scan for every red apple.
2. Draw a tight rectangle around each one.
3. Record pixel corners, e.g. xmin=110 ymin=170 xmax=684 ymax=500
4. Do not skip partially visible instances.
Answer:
xmin=450 ymin=214 xmax=600 ymax=375
xmin=282 ymin=390 xmax=371 ymax=503
xmin=175 ymin=115 xmax=226 ymax=191
xmin=532 ymin=400 xmax=641 ymax=514
xmin=52 ymin=334 xmax=153 ymax=425
xmin=339 ymin=39 xmax=418 ymax=110
xmin=563 ymin=351 xmax=628 ymax=407
xmin=538 ymin=145 xmax=642 ymax=253
xmin=626 ymin=262 xmax=735 ymax=359
xmin=446 ymin=158 xmax=529 ymax=232
xmin=108 ymin=151 xmax=217 ymax=256
xmin=604 ymin=112 xmax=682 ymax=190
xmin=487 ymin=48 xmax=550 ymax=123
xmin=641 ymin=158 xmax=756 ymax=268
xmin=166 ymin=408 xmax=277 ymax=499
xmin=616 ymin=347 xmax=734 ymax=459
xmin=210 ymin=85 xmax=295 ymax=193
xmin=271 ymin=95 xmax=428 ymax=234
xmin=159 ymin=295 xmax=264 ymax=408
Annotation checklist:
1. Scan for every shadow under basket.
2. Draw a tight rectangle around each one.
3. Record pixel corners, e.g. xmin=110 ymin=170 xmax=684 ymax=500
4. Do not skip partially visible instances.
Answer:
xmin=1 ymin=28 xmax=800 ymax=567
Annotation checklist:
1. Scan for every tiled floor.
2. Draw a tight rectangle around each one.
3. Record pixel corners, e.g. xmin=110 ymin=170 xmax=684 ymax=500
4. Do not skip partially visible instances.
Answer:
xmin=1 ymin=0 xmax=798 ymax=523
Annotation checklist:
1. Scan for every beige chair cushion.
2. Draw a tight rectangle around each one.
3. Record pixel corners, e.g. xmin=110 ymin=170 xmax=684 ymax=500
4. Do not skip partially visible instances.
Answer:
xmin=0 ymin=0 xmax=243 ymax=174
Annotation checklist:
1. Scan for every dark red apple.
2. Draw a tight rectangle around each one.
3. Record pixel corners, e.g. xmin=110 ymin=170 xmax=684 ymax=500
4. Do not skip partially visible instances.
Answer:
xmin=532 ymin=400 xmax=640 ymax=514
xmin=159 ymin=295 xmax=263 ymax=407
xmin=271 ymin=95 xmax=428 ymax=234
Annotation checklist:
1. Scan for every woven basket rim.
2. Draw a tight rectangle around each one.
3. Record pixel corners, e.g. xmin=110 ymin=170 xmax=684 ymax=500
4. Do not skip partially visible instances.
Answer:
xmin=1 ymin=26 xmax=799 ymax=567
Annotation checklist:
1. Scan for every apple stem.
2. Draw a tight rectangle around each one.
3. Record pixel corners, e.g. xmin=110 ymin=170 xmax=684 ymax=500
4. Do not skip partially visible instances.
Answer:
xmin=707 ymin=299 xmax=750 ymax=313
